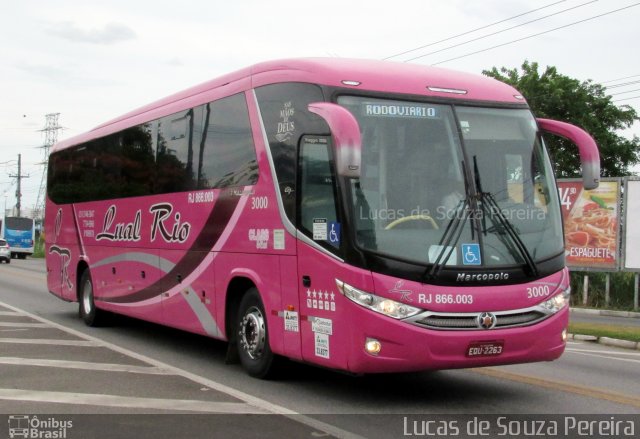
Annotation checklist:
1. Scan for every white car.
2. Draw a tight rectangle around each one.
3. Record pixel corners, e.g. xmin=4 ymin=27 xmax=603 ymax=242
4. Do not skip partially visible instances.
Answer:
xmin=0 ymin=239 xmax=10 ymax=264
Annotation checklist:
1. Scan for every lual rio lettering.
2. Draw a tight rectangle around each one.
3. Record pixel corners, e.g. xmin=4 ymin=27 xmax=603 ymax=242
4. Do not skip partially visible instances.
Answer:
xmin=96 ymin=205 xmax=141 ymax=242
xmin=94 ymin=204 xmax=191 ymax=244
xmin=150 ymin=203 xmax=191 ymax=243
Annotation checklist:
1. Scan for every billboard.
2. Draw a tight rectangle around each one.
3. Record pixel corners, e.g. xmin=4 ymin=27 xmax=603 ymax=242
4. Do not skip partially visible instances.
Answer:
xmin=557 ymin=179 xmax=621 ymax=271
xmin=623 ymin=178 xmax=640 ymax=271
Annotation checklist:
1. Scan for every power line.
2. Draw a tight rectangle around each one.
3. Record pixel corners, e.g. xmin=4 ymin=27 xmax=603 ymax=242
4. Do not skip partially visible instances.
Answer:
xmin=610 ymin=88 xmax=640 ymax=96
xmin=614 ymin=95 xmax=640 ymax=102
xmin=601 ymin=74 xmax=640 ymax=84
xmin=383 ymin=0 xmax=569 ymax=60
xmin=431 ymin=2 xmax=640 ymax=66
xmin=604 ymin=79 xmax=640 ymax=89
xmin=404 ymin=0 xmax=598 ymax=62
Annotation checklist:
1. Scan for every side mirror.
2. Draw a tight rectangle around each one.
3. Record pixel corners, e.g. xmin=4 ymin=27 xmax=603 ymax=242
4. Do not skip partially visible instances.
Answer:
xmin=308 ymin=102 xmax=362 ymax=178
xmin=537 ymin=118 xmax=600 ymax=190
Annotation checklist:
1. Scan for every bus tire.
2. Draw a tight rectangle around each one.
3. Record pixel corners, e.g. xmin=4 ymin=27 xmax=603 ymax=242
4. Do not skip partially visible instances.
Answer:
xmin=236 ymin=288 xmax=275 ymax=378
xmin=79 ymin=270 xmax=103 ymax=327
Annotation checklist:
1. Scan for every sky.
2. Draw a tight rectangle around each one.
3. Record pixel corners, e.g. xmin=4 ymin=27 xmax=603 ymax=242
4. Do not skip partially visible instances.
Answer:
xmin=1 ymin=0 xmax=639 ymax=216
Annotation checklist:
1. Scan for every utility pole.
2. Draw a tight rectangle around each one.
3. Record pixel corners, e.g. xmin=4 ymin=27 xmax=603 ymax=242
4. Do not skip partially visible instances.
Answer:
xmin=8 ymin=154 xmax=29 ymax=217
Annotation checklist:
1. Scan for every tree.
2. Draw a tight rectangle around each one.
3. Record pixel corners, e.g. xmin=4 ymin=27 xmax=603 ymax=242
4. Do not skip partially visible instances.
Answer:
xmin=483 ymin=61 xmax=640 ymax=177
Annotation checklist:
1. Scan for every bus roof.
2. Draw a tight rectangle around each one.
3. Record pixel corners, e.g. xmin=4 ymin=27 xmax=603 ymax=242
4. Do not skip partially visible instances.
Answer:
xmin=52 ymin=58 xmax=526 ymax=152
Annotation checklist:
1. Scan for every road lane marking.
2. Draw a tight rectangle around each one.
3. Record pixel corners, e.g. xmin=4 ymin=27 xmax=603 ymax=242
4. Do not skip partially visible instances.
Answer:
xmin=0 ymin=322 xmax=49 ymax=328
xmin=0 ymin=311 xmax=18 ymax=315
xmin=567 ymin=347 xmax=640 ymax=357
xmin=0 ymin=357 xmax=173 ymax=375
xmin=0 ymin=299 xmax=365 ymax=439
xmin=0 ymin=389 xmax=267 ymax=413
xmin=568 ymin=350 xmax=640 ymax=365
xmin=0 ymin=338 xmax=99 ymax=346
xmin=0 ymin=270 xmax=45 ymax=283
xmin=472 ymin=367 xmax=640 ymax=409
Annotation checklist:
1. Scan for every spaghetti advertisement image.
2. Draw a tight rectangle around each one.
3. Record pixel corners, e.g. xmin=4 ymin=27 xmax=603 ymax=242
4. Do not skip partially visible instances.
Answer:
xmin=557 ymin=179 xmax=620 ymax=270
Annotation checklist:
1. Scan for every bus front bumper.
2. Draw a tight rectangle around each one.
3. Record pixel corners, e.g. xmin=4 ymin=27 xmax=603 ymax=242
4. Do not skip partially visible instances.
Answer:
xmin=345 ymin=306 xmax=568 ymax=374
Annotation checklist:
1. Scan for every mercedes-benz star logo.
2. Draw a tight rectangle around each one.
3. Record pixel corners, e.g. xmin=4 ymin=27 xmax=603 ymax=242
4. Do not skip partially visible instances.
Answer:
xmin=477 ymin=312 xmax=497 ymax=330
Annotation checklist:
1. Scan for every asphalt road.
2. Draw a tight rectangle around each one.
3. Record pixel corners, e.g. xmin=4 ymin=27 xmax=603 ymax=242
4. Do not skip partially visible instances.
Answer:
xmin=1 ymin=258 xmax=639 ymax=439
xmin=569 ymin=308 xmax=640 ymax=328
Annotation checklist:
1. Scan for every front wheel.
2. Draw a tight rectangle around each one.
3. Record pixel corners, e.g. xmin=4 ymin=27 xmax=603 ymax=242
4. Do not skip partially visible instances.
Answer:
xmin=236 ymin=288 xmax=276 ymax=378
xmin=79 ymin=270 xmax=104 ymax=327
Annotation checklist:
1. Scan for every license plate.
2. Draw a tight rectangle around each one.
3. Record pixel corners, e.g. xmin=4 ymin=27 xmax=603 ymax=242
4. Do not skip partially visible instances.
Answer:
xmin=466 ymin=341 xmax=504 ymax=357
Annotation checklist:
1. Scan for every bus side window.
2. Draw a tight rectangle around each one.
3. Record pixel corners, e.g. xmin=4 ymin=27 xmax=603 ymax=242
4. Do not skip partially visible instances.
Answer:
xmin=120 ymin=123 xmax=155 ymax=197
xmin=254 ymin=83 xmax=328 ymax=224
xmin=198 ymin=93 xmax=258 ymax=189
xmin=156 ymin=109 xmax=198 ymax=193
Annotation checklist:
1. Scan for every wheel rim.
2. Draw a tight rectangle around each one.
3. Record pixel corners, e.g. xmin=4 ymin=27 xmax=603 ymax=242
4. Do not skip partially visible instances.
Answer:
xmin=82 ymin=279 xmax=93 ymax=316
xmin=239 ymin=306 xmax=266 ymax=360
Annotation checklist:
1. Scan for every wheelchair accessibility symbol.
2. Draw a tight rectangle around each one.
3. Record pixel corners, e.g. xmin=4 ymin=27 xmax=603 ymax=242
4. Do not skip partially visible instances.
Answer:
xmin=328 ymin=221 xmax=341 ymax=247
xmin=462 ymin=244 xmax=481 ymax=265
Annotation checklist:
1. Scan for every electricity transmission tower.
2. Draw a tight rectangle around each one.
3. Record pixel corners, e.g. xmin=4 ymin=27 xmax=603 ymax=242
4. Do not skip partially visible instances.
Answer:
xmin=35 ymin=113 xmax=62 ymax=220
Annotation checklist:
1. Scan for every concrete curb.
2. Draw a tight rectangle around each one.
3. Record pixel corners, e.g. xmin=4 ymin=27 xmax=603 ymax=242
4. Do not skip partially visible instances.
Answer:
xmin=570 ymin=307 xmax=640 ymax=319
xmin=568 ymin=307 xmax=640 ymax=350
xmin=567 ymin=333 xmax=640 ymax=351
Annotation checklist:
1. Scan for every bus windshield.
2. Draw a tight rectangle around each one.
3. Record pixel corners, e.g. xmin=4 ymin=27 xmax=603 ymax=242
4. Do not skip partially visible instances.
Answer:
xmin=5 ymin=217 xmax=34 ymax=231
xmin=338 ymin=96 xmax=563 ymax=269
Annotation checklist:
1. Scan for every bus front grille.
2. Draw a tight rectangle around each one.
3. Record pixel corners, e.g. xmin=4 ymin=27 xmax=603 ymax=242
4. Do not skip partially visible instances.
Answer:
xmin=408 ymin=309 xmax=549 ymax=331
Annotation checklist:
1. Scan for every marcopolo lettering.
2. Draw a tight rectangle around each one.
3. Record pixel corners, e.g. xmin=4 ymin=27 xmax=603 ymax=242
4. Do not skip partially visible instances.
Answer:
xmin=457 ymin=272 xmax=509 ymax=282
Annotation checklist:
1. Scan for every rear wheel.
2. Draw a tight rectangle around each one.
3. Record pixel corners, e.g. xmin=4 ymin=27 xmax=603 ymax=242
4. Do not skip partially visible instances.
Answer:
xmin=236 ymin=288 xmax=276 ymax=378
xmin=79 ymin=270 xmax=104 ymax=326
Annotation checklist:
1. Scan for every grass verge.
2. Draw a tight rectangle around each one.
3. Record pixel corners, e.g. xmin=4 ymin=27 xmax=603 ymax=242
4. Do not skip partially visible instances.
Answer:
xmin=568 ymin=322 xmax=640 ymax=343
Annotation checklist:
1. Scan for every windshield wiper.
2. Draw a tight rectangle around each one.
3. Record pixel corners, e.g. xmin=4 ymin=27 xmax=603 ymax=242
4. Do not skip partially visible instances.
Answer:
xmin=423 ymin=197 xmax=470 ymax=280
xmin=424 ymin=159 xmax=476 ymax=281
xmin=472 ymin=156 xmax=538 ymax=277
xmin=479 ymin=191 xmax=538 ymax=277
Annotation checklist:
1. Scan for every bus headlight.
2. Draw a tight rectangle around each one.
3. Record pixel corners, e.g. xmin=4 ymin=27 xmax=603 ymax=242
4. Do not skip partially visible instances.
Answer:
xmin=336 ymin=279 xmax=421 ymax=319
xmin=540 ymin=289 xmax=569 ymax=314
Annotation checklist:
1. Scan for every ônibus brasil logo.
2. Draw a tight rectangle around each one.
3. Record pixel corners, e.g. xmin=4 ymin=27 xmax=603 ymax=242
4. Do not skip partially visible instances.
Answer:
xmin=8 ymin=415 xmax=73 ymax=438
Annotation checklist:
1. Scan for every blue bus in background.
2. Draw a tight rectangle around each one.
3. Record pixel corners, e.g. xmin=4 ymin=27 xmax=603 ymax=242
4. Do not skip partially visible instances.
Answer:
xmin=1 ymin=216 xmax=35 ymax=259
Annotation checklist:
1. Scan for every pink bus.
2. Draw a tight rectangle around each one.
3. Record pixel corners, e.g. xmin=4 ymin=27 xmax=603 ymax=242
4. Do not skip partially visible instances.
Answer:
xmin=45 ymin=58 xmax=600 ymax=378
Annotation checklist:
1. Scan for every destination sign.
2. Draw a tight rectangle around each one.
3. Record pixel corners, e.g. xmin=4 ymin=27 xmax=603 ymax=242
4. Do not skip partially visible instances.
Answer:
xmin=363 ymin=103 xmax=439 ymax=119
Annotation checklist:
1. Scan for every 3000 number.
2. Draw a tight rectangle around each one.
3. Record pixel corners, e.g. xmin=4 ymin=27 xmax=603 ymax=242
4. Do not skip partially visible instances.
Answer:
xmin=527 ymin=285 xmax=550 ymax=299
xmin=251 ymin=196 xmax=269 ymax=210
